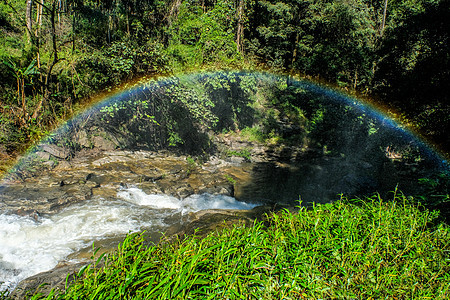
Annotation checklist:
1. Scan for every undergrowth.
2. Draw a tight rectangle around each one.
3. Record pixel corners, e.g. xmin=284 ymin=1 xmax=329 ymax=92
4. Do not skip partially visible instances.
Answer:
xmin=10 ymin=194 xmax=450 ymax=299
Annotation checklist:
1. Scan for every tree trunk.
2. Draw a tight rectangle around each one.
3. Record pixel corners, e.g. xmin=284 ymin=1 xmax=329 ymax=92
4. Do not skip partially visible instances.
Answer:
xmin=16 ymin=77 xmax=21 ymax=106
xmin=35 ymin=0 xmax=43 ymax=68
xmin=236 ymin=0 xmax=245 ymax=54
xmin=72 ymin=9 xmax=76 ymax=53
xmin=58 ymin=0 xmax=61 ymax=26
xmin=50 ymin=1 xmax=58 ymax=63
xmin=108 ymin=14 xmax=112 ymax=43
xmin=35 ymin=0 xmax=43 ymax=32
xmin=31 ymin=96 xmax=44 ymax=119
xmin=291 ymin=32 xmax=299 ymax=67
xmin=381 ymin=0 xmax=388 ymax=36
xmin=21 ymin=77 xmax=27 ymax=120
xmin=168 ymin=0 xmax=182 ymax=25
xmin=42 ymin=0 xmax=60 ymax=102
xmin=126 ymin=14 xmax=130 ymax=36
xmin=26 ymin=0 xmax=33 ymax=43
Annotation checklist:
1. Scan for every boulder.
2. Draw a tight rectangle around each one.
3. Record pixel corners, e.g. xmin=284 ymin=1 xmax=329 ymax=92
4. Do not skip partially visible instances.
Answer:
xmin=0 ymin=183 xmax=93 ymax=214
xmin=92 ymin=135 xmax=117 ymax=151
xmin=41 ymin=144 xmax=70 ymax=159
xmin=34 ymin=151 xmax=51 ymax=161
xmin=10 ymin=262 xmax=86 ymax=299
xmin=75 ymin=130 xmax=91 ymax=148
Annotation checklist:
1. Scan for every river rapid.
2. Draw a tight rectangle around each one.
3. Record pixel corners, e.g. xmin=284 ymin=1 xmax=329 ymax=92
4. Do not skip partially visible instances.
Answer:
xmin=0 ymin=185 xmax=257 ymax=290
xmin=0 ymin=148 xmax=263 ymax=291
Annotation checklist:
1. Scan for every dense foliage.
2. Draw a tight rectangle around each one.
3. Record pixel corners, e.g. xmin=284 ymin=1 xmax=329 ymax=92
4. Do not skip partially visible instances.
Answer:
xmin=40 ymin=71 xmax=418 ymax=177
xmin=0 ymin=0 xmax=449 ymax=166
xmin=7 ymin=194 xmax=449 ymax=299
xmin=1 ymin=2 xmax=449 ymax=297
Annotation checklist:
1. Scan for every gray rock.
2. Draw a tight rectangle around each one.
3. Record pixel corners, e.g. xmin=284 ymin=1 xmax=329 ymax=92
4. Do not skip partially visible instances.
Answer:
xmin=0 ymin=183 xmax=93 ymax=214
xmin=229 ymin=156 xmax=245 ymax=165
xmin=41 ymin=144 xmax=70 ymax=159
xmin=91 ymin=156 xmax=132 ymax=166
xmin=43 ymin=160 xmax=56 ymax=168
xmin=174 ymin=184 xmax=195 ymax=199
xmin=34 ymin=151 xmax=51 ymax=161
xmin=92 ymin=135 xmax=117 ymax=151
xmin=75 ymin=130 xmax=91 ymax=148
xmin=10 ymin=262 xmax=86 ymax=299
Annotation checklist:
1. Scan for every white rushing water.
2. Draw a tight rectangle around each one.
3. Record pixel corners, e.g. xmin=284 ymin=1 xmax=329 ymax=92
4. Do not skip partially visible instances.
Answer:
xmin=0 ymin=187 xmax=258 ymax=290
xmin=117 ymin=187 xmax=257 ymax=213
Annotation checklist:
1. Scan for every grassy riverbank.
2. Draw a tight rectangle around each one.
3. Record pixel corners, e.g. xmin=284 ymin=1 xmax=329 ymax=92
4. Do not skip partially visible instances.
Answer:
xmin=9 ymin=193 xmax=449 ymax=299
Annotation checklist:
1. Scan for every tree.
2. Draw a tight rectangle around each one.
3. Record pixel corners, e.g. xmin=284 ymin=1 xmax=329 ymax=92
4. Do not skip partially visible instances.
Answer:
xmin=373 ymin=0 xmax=450 ymax=147
xmin=3 ymin=59 xmax=40 ymax=124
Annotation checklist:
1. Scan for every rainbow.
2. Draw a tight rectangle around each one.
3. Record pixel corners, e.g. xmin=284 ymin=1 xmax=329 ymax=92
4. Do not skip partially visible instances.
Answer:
xmin=4 ymin=71 xmax=448 ymax=179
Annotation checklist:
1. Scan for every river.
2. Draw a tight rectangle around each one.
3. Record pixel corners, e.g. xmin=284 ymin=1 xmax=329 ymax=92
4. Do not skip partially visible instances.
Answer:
xmin=0 ymin=186 xmax=258 ymax=290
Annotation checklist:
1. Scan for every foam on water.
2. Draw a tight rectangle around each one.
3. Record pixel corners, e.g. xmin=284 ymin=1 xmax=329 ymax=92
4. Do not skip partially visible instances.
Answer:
xmin=117 ymin=188 xmax=181 ymax=209
xmin=0 ymin=190 xmax=256 ymax=290
xmin=117 ymin=187 xmax=259 ymax=213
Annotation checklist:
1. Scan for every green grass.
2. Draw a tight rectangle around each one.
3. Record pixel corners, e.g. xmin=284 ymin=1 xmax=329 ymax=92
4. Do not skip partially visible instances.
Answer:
xmin=239 ymin=127 xmax=266 ymax=144
xmin=225 ymin=149 xmax=252 ymax=161
xmin=12 ymin=194 xmax=450 ymax=299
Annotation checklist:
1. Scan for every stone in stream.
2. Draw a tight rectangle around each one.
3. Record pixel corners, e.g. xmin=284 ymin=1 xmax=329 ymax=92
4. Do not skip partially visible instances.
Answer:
xmin=40 ymin=144 xmax=71 ymax=159
xmin=0 ymin=183 xmax=93 ymax=214
xmin=9 ymin=262 xmax=87 ymax=299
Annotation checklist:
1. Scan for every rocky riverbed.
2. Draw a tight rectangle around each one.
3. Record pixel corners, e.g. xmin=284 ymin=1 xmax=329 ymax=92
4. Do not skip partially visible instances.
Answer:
xmin=0 ymin=129 xmax=443 ymax=298
xmin=0 ymin=132 xmax=307 ymax=297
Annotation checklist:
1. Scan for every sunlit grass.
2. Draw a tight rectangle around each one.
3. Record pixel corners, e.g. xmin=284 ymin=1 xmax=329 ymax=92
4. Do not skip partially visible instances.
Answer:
xmin=0 ymin=157 xmax=17 ymax=179
xmin=9 ymin=194 xmax=450 ymax=299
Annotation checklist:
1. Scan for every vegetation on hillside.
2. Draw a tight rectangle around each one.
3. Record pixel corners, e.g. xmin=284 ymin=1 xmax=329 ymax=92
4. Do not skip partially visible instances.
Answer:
xmin=1 ymin=2 xmax=449 ymax=297
xmin=2 ymin=193 xmax=448 ymax=299
xmin=46 ymin=72 xmax=404 ymax=156
xmin=0 ymin=0 xmax=449 ymax=166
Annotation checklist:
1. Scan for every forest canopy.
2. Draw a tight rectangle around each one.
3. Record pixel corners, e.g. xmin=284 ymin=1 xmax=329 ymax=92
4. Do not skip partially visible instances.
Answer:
xmin=0 ymin=0 xmax=449 ymax=163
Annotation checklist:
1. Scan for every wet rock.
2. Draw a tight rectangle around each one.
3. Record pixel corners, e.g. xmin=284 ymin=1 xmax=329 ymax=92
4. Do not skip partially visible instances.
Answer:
xmin=0 ymin=183 xmax=93 ymax=214
xmin=137 ymin=182 xmax=164 ymax=195
xmin=10 ymin=262 xmax=86 ymax=299
xmin=179 ymin=210 xmax=254 ymax=237
xmin=41 ymin=144 xmax=71 ymax=159
xmin=198 ymin=185 xmax=233 ymax=196
xmin=85 ymin=173 xmax=106 ymax=185
xmin=173 ymin=184 xmax=195 ymax=199
xmin=43 ymin=160 xmax=57 ymax=168
xmin=166 ymin=204 xmax=276 ymax=240
xmin=85 ymin=181 xmax=100 ymax=189
xmin=143 ymin=174 xmax=165 ymax=182
xmin=228 ymin=156 xmax=245 ymax=165
xmin=91 ymin=156 xmax=132 ymax=166
xmin=75 ymin=130 xmax=91 ymax=148
xmin=92 ymin=135 xmax=117 ymax=151
xmin=15 ymin=209 xmax=40 ymax=221
xmin=34 ymin=151 xmax=51 ymax=161
xmin=53 ymin=160 xmax=71 ymax=170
